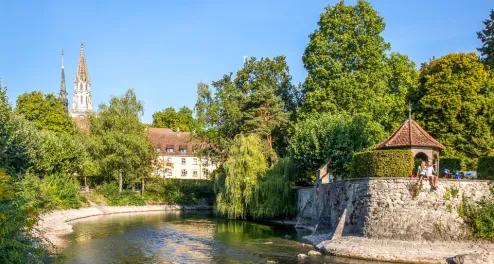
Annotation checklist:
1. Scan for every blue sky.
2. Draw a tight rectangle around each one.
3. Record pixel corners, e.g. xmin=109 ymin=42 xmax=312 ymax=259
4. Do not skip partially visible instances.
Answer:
xmin=0 ymin=0 xmax=492 ymax=124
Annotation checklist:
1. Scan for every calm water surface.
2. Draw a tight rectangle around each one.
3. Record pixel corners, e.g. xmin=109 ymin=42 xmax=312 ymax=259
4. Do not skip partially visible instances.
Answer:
xmin=56 ymin=211 xmax=390 ymax=264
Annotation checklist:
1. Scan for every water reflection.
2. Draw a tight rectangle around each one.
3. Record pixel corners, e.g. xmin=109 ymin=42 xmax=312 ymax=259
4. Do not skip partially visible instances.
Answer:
xmin=56 ymin=211 xmax=393 ymax=264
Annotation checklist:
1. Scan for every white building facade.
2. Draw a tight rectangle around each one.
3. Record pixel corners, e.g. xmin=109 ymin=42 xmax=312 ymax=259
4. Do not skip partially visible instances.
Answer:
xmin=148 ymin=128 xmax=217 ymax=180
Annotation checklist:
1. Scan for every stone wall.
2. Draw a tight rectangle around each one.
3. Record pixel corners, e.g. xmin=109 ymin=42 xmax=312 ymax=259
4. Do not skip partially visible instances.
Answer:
xmin=296 ymin=178 xmax=493 ymax=242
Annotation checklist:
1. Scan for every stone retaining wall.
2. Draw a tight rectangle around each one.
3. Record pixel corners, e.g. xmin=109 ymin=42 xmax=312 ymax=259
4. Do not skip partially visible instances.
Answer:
xmin=296 ymin=178 xmax=493 ymax=241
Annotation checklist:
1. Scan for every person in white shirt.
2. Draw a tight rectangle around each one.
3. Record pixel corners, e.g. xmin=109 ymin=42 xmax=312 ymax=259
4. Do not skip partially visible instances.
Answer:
xmin=425 ymin=161 xmax=437 ymax=191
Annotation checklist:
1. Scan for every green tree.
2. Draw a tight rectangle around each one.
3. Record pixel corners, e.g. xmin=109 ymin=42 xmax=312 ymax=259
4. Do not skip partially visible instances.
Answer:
xmin=301 ymin=0 xmax=416 ymax=131
xmin=0 ymin=84 xmax=41 ymax=176
xmin=15 ymin=91 xmax=74 ymax=134
xmin=152 ymin=106 xmax=196 ymax=132
xmin=88 ymin=89 xmax=156 ymax=192
xmin=215 ymin=134 xmax=268 ymax=219
xmin=289 ymin=113 xmax=385 ymax=181
xmin=195 ymin=56 xmax=297 ymax=160
xmin=477 ymin=9 xmax=494 ymax=70
xmin=413 ymin=53 xmax=494 ymax=165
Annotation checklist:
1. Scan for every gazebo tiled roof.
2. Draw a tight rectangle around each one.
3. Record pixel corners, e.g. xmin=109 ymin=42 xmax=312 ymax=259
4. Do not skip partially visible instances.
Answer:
xmin=375 ymin=119 xmax=445 ymax=150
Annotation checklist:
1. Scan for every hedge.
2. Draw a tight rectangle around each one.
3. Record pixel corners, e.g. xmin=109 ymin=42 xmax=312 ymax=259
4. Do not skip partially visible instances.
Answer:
xmin=477 ymin=156 xmax=494 ymax=180
xmin=440 ymin=158 xmax=462 ymax=172
xmin=351 ymin=150 xmax=414 ymax=178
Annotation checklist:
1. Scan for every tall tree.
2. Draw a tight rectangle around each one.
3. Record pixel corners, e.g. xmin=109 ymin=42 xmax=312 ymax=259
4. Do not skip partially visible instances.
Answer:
xmin=477 ymin=9 xmax=494 ymax=70
xmin=301 ymin=0 xmax=416 ymax=131
xmin=152 ymin=106 xmax=196 ymax=132
xmin=195 ymin=56 xmax=296 ymax=160
xmin=215 ymin=134 xmax=267 ymax=219
xmin=15 ymin=91 xmax=74 ymax=134
xmin=88 ymin=89 xmax=155 ymax=192
xmin=413 ymin=53 xmax=494 ymax=165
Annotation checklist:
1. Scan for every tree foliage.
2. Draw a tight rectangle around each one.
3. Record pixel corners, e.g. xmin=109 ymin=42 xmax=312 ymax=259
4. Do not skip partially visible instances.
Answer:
xmin=87 ymin=89 xmax=156 ymax=192
xmin=15 ymin=91 xmax=74 ymax=134
xmin=289 ymin=113 xmax=385 ymax=181
xmin=152 ymin=106 xmax=196 ymax=132
xmin=215 ymin=134 xmax=268 ymax=219
xmin=195 ymin=56 xmax=298 ymax=161
xmin=301 ymin=0 xmax=417 ymax=131
xmin=477 ymin=9 xmax=494 ymax=70
xmin=0 ymin=170 xmax=48 ymax=264
xmin=413 ymin=53 xmax=494 ymax=165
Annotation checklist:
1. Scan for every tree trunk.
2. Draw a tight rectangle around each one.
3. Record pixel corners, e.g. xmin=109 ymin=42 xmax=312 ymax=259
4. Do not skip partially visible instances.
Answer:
xmin=119 ymin=169 xmax=123 ymax=193
xmin=141 ymin=178 xmax=145 ymax=196
xmin=84 ymin=176 xmax=88 ymax=192
xmin=267 ymin=135 xmax=273 ymax=151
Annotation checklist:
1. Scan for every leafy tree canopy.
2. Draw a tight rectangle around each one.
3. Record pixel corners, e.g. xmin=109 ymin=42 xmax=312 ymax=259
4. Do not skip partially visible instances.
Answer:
xmin=152 ymin=106 xmax=196 ymax=132
xmin=477 ymin=9 xmax=494 ymax=70
xmin=15 ymin=91 xmax=74 ymax=134
xmin=413 ymin=52 xmax=494 ymax=165
xmin=88 ymin=89 xmax=156 ymax=192
xmin=195 ymin=56 xmax=298 ymax=160
xmin=215 ymin=134 xmax=268 ymax=219
xmin=289 ymin=113 xmax=385 ymax=182
xmin=301 ymin=0 xmax=417 ymax=131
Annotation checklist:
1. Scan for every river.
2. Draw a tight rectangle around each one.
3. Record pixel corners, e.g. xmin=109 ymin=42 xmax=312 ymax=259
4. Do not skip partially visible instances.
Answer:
xmin=55 ymin=210 xmax=388 ymax=263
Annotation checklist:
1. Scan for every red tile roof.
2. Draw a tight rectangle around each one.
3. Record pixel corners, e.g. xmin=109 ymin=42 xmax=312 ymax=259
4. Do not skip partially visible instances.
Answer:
xmin=147 ymin=128 xmax=202 ymax=155
xmin=375 ymin=119 xmax=445 ymax=150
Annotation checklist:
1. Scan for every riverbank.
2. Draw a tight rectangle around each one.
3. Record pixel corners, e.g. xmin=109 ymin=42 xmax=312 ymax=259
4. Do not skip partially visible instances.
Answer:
xmin=37 ymin=203 xmax=212 ymax=250
xmin=302 ymin=235 xmax=494 ymax=264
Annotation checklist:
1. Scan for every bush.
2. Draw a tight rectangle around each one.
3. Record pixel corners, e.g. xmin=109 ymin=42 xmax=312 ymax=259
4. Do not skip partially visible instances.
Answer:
xmin=477 ymin=156 xmax=494 ymax=180
xmin=0 ymin=170 xmax=49 ymax=263
xmin=144 ymin=178 xmax=215 ymax=205
xmin=462 ymin=197 xmax=494 ymax=240
xmin=43 ymin=173 xmax=82 ymax=209
xmin=440 ymin=158 xmax=462 ymax=172
xmin=94 ymin=182 xmax=145 ymax=206
xmin=351 ymin=150 xmax=413 ymax=178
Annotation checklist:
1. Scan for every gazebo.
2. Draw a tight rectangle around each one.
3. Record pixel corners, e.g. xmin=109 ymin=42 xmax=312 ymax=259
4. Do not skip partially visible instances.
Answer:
xmin=374 ymin=118 xmax=446 ymax=166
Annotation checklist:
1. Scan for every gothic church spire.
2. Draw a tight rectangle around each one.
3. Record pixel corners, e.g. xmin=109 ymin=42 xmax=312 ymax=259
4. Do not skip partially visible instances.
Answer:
xmin=75 ymin=42 xmax=90 ymax=83
xmin=59 ymin=49 xmax=68 ymax=112
xmin=71 ymin=42 xmax=93 ymax=117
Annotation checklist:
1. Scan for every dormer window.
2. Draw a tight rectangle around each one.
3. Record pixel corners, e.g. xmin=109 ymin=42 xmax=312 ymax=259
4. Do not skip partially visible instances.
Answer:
xmin=166 ymin=144 xmax=174 ymax=153
xmin=179 ymin=145 xmax=187 ymax=153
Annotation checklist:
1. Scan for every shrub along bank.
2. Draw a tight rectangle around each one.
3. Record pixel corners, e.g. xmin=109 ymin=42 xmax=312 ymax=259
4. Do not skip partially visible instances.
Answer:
xmin=84 ymin=179 xmax=215 ymax=206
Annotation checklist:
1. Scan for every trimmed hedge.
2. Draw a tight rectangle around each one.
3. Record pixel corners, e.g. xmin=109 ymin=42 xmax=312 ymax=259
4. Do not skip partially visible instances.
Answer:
xmin=440 ymin=158 xmax=462 ymax=172
xmin=477 ymin=157 xmax=494 ymax=180
xmin=351 ymin=150 xmax=414 ymax=178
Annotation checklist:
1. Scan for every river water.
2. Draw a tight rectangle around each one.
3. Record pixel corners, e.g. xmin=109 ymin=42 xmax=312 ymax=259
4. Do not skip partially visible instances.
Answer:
xmin=56 ymin=211 xmax=386 ymax=264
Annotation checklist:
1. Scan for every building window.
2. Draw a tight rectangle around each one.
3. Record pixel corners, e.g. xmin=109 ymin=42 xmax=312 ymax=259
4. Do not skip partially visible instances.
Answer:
xmin=181 ymin=169 xmax=187 ymax=176
xmin=181 ymin=158 xmax=186 ymax=165
xmin=193 ymin=169 xmax=198 ymax=177
xmin=203 ymin=169 xmax=209 ymax=177
xmin=193 ymin=158 xmax=198 ymax=165
xmin=166 ymin=169 xmax=172 ymax=176
xmin=166 ymin=148 xmax=173 ymax=153
xmin=167 ymin=157 xmax=172 ymax=163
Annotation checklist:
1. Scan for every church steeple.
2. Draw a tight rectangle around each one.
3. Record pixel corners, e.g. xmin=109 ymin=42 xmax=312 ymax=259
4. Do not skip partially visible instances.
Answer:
xmin=75 ymin=42 xmax=90 ymax=83
xmin=59 ymin=49 xmax=68 ymax=112
xmin=71 ymin=42 xmax=93 ymax=117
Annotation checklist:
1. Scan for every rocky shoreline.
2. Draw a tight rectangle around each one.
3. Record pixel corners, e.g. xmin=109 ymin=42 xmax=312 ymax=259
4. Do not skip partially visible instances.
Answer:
xmin=301 ymin=234 xmax=494 ymax=264
xmin=37 ymin=204 xmax=212 ymax=251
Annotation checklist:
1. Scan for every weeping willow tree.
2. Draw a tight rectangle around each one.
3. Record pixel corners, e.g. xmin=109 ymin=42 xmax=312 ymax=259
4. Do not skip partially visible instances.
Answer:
xmin=250 ymin=157 xmax=297 ymax=219
xmin=215 ymin=134 xmax=267 ymax=219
